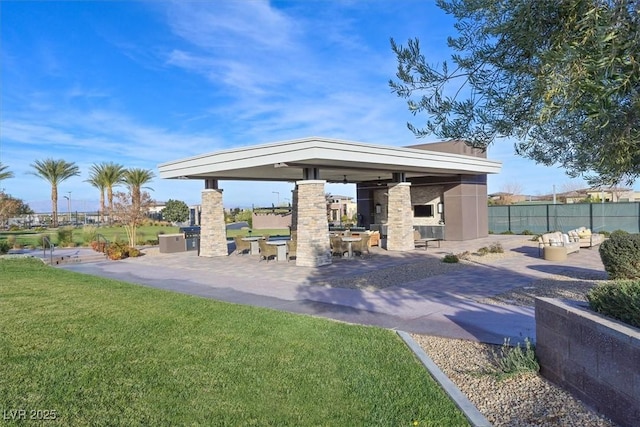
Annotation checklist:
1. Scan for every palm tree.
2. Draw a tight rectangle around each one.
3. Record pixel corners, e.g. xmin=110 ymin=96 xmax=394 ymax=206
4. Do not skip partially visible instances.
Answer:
xmin=29 ymin=159 xmax=80 ymax=227
xmin=86 ymin=163 xmax=108 ymax=224
xmin=86 ymin=162 xmax=125 ymax=224
xmin=0 ymin=162 xmax=14 ymax=181
xmin=123 ymin=168 xmax=155 ymax=212
xmin=102 ymin=162 xmax=126 ymax=224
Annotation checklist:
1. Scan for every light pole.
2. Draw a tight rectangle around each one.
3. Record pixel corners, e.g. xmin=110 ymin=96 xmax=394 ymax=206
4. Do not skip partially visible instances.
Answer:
xmin=63 ymin=192 xmax=71 ymax=225
xmin=272 ymin=191 xmax=280 ymax=206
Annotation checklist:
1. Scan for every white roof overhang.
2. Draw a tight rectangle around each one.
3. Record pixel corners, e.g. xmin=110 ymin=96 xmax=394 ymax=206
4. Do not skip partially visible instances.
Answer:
xmin=158 ymin=137 xmax=502 ymax=184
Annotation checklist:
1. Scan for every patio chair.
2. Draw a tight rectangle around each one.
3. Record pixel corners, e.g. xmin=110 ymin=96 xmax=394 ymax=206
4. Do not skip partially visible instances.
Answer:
xmin=258 ymin=238 xmax=277 ymax=262
xmin=286 ymin=239 xmax=297 ymax=262
xmin=233 ymin=235 xmax=251 ymax=255
xmin=330 ymin=235 xmax=348 ymax=257
xmin=352 ymin=234 xmax=371 ymax=256
xmin=414 ymin=229 xmax=428 ymax=250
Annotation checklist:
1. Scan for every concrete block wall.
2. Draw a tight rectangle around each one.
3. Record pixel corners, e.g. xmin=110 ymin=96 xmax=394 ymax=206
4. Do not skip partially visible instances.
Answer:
xmin=295 ymin=180 xmax=331 ymax=267
xmin=535 ymin=298 xmax=640 ymax=427
xmin=200 ymin=189 xmax=229 ymax=257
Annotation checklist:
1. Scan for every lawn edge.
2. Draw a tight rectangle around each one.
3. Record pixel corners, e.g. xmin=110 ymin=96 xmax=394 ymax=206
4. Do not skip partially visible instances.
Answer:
xmin=396 ymin=330 xmax=491 ymax=427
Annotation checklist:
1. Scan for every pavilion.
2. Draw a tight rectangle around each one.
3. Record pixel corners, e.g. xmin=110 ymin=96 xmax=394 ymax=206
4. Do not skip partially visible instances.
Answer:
xmin=158 ymin=137 xmax=502 ymax=267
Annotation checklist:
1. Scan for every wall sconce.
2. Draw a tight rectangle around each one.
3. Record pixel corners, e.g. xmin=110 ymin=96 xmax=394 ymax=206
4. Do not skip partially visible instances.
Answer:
xmin=375 ymin=203 xmax=382 ymax=214
xmin=437 ymin=202 xmax=444 ymax=214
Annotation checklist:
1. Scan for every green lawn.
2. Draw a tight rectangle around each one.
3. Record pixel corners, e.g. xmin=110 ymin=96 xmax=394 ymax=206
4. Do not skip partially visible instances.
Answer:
xmin=1 ymin=226 xmax=290 ymax=248
xmin=0 ymin=258 xmax=468 ymax=426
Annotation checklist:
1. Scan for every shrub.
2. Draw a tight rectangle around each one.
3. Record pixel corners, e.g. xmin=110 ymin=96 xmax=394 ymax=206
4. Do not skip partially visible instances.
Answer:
xmin=105 ymin=242 xmax=141 ymax=260
xmin=57 ymin=227 xmax=74 ymax=247
xmin=587 ymin=280 xmax=640 ymax=328
xmin=91 ymin=241 xmax=108 ymax=253
xmin=500 ymin=230 xmax=514 ymax=235
xmin=106 ymin=242 xmax=128 ymax=260
xmin=442 ymin=254 xmax=459 ymax=263
xmin=0 ymin=240 xmax=10 ymax=254
xmin=128 ymin=246 xmax=141 ymax=257
xmin=521 ymin=229 xmax=534 ymax=235
xmin=477 ymin=247 xmax=490 ymax=255
xmin=8 ymin=224 xmax=20 ymax=232
xmin=82 ymin=225 xmax=98 ymax=244
xmin=609 ymin=229 xmax=629 ymax=239
xmin=599 ymin=232 xmax=640 ymax=279
xmin=485 ymin=337 xmax=539 ymax=377
xmin=489 ymin=242 xmax=504 ymax=253
xmin=6 ymin=235 xmax=17 ymax=248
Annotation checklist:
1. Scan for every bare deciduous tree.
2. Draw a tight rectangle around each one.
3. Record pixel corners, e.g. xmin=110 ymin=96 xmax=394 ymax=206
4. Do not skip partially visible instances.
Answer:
xmin=111 ymin=190 xmax=154 ymax=247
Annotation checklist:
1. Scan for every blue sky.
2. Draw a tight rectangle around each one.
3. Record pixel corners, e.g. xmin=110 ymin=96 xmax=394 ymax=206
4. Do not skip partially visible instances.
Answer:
xmin=1 ymin=0 xmax=597 ymax=212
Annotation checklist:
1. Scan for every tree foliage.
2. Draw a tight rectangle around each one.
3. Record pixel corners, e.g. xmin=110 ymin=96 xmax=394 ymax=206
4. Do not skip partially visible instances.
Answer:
xmin=29 ymin=159 xmax=80 ymax=227
xmin=390 ymin=0 xmax=640 ymax=187
xmin=112 ymin=190 xmax=154 ymax=247
xmin=0 ymin=162 xmax=14 ymax=181
xmin=0 ymin=192 xmax=33 ymax=227
xmin=87 ymin=162 xmax=125 ymax=224
xmin=161 ymin=199 xmax=190 ymax=223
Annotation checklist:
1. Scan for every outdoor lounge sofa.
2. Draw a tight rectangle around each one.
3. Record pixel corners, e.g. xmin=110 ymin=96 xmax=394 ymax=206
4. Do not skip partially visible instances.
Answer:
xmin=538 ymin=231 xmax=580 ymax=257
xmin=567 ymin=227 xmax=605 ymax=248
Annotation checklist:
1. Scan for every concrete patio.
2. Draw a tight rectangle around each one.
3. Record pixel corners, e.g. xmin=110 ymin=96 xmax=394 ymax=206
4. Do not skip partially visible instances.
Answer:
xmin=58 ymin=235 xmax=607 ymax=345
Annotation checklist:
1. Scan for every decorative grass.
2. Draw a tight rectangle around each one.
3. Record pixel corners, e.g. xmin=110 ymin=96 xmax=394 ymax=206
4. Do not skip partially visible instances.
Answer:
xmin=0 ymin=258 xmax=467 ymax=426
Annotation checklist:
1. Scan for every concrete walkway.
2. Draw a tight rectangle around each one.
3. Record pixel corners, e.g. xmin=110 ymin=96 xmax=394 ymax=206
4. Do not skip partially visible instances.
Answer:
xmin=59 ymin=235 xmax=607 ymax=345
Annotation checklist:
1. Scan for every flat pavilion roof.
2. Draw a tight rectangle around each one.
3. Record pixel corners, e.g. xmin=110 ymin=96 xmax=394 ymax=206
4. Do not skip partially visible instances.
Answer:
xmin=158 ymin=137 xmax=502 ymax=184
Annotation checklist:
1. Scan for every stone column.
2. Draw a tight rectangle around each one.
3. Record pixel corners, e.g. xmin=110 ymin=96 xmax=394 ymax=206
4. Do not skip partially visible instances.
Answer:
xmin=386 ymin=182 xmax=414 ymax=251
xmin=295 ymin=180 xmax=331 ymax=267
xmin=199 ymin=189 xmax=228 ymax=257
xmin=290 ymin=186 xmax=298 ymax=232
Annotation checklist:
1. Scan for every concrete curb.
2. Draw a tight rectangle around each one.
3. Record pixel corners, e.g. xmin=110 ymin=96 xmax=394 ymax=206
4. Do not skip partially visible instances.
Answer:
xmin=397 ymin=330 xmax=491 ymax=427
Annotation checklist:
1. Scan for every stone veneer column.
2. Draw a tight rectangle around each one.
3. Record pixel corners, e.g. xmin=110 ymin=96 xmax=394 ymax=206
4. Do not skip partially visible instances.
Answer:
xmin=295 ymin=180 xmax=331 ymax=267
xmin=290 ymin=187 xmax=298 ymax=231
xmin=386 ymin=182 xmax=414 ymax=251
xmin=199 ymin=189 xmax=228 ymax=257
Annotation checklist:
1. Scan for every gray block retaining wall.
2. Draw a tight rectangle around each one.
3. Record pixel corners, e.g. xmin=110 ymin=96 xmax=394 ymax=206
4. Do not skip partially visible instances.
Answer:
xmin=535 ymin=298 xmax=640 ymax=427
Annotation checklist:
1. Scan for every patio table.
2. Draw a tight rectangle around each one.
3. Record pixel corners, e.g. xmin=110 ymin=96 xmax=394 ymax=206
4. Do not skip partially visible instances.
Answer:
xmin=241 ymin=236 xmax=264 ymax=255
xmin=340 ymin=236 xmax=362 ymax=258
xmin=265 ymin=240 xmax=288 ymax=261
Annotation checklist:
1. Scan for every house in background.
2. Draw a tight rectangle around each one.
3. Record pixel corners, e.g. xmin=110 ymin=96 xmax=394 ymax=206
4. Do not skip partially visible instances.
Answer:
xmin=326 ymin=194 xmax=357 ymax=226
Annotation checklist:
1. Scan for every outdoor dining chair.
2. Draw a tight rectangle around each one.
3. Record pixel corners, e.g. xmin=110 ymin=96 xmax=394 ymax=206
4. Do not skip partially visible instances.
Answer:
xmin=286 ymin=239 xmax=297 ymax=262
xmin=352 ymin=234 xmax=371 ymax=256
xmin=258 ymin=238 xmax=278 ymax=262
xmin=330 ymin=235 xmax=348 ymax=257
xmin=233 ymin=235 xmax=251 ymax=255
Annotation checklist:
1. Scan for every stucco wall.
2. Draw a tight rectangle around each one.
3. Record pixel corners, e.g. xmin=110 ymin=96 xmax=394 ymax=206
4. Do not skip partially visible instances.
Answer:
xmin=252 ymin=212 xmax=292 ymax=229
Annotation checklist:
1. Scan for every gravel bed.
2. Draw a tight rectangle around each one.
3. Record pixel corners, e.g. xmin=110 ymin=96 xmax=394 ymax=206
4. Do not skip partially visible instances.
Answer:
xmin=411 ymin=334 xmax=616 ymax=427
xmin=477 ymin=277 xmax=607 ymax=306
xmin=323 ymin=257 xmax=466 ymax=290
xmin=322 ymin=250 xmax=516 ymax=290
xmin=407 ymin=249 xmax=617 ymax=426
